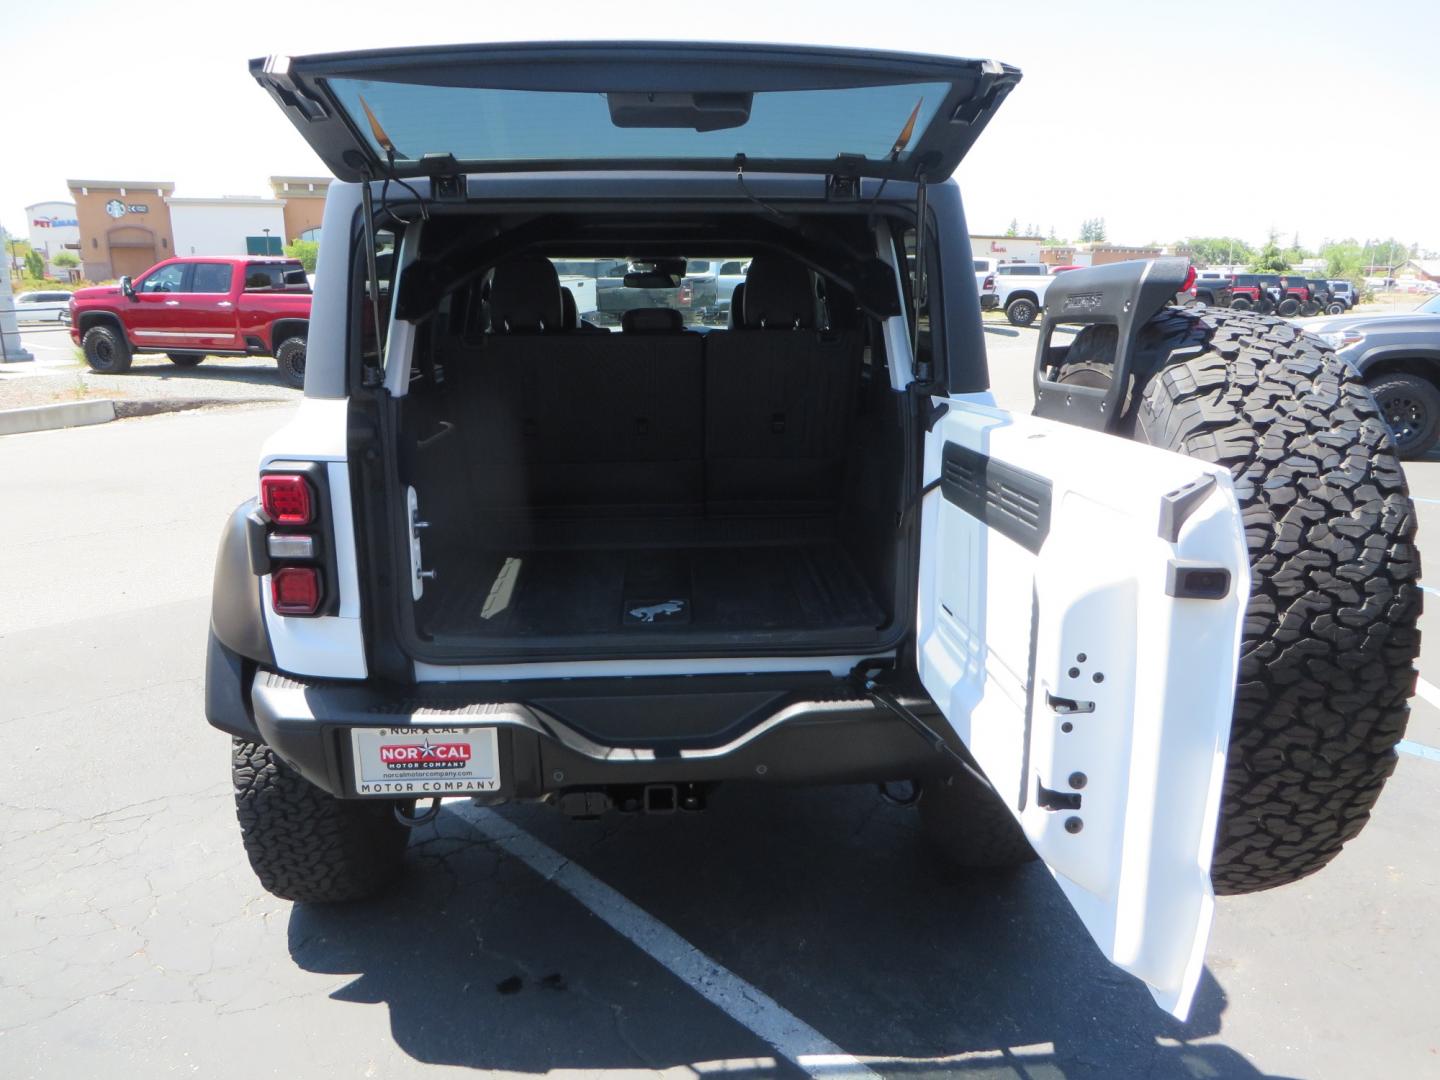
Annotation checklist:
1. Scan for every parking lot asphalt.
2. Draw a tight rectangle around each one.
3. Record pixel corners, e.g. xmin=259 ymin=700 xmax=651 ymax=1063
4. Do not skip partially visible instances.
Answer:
xmin=1 ymin=337 xmax=1437 ymax=1080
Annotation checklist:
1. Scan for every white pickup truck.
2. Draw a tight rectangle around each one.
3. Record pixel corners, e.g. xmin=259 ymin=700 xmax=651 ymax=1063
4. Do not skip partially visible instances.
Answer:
xmin=979 ymin=262 xmax=1056 ymax=327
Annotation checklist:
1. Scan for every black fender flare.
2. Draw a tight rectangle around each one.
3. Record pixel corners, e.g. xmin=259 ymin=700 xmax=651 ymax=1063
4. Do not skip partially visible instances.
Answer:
xmin=206 ymin=498 xmax=274 ymax=739
xmin=268 ymin=317 xmax=309 ymax=354
xmin=1351 ymin=343 xmax=1440 ymax=377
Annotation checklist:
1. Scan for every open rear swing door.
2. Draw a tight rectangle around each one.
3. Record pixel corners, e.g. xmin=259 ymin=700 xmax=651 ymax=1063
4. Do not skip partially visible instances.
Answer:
xmin=916 ymin=351 xmax=1250 ymax=1016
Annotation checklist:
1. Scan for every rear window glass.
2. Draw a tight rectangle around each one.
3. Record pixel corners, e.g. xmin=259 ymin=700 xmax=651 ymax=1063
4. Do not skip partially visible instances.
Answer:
xmin=192 ymin=263 xmax=234 ymax=294
xmin=547 ymin=256 xmax=754 ymax=329
xmin=328 ymin=79 xmax=949 ymax=166
xmin=997 ymin=265 xmax=1044 ymax=275
xmin=246 ymin=263 xmax=310 ymax=291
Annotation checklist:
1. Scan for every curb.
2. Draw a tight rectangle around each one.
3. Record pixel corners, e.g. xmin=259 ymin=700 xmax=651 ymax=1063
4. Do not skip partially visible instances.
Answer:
xmin=0 ymin=396 xmax=283 ymax=437
xmin=0 ymin=398 xmax=116 ymax=436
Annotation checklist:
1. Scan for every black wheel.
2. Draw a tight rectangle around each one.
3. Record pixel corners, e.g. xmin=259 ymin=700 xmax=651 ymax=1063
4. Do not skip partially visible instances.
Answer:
xmin=232 ymin=740 xmax=413 ymax=903
xmin=1054 ymin=307 xmax=1421 ymax=894
xmin=275 ymin=336 xmax=307 ymax=388
xmin=917 ymin=772 xmax=1037 ymax=869
xmin=1276 ymin=297 xmax=1301 ymax=317
xmin=1301 ymin=301 xmax=1321 ymax=317
xmin=1229 ymin=297 xmax=1252 ymax=311
xmin=167 ymin=352 xmax=204 ymax=367
xmin=1326 ymin=301 xmax=1346 ymax=315
xmin=1005 ymin=296 xmax=1038 ymax=327
xmin=1368 ymin=372 xmax=1440 ymax=459
xmin=81 ymin=324 xmax=132 ymax=373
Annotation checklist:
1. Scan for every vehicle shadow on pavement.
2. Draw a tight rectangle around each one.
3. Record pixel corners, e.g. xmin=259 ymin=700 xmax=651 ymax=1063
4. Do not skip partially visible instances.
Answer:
xmin=112 ymin=357 xmax=294 ymax=389
xmin=287 ymin=784 xmax=1298 ymax=1079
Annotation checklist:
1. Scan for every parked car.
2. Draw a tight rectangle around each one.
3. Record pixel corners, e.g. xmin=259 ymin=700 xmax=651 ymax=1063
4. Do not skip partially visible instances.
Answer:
xmin=1186 ymin=274 xmax=1235 ymax=308
xmin=213 ymin=41 xmax=1419 ymax=1022
xmin=1326 ymin=280 xmax=1356 ymax=311
xmin=973 ymin=255 xmax=998 ymax=293
xmin=69 ymin=257 xmax=312 ymax=386
xmin=1303 ymin=292 xmax=1440 ymax=456
xmin=1227 ymin=273 xmax=1282 ymax=313
xmin=712 ymin=259 xmax=749 ymax=312
xmin=981 ymin=262 xmax=1057 ymax=326
xmin=10 ymin=289 xmax=72 ymax=324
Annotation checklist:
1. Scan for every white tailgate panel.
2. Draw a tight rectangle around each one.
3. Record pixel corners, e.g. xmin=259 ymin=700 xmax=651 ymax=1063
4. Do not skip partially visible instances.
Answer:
xmin=919 ymin=399 xmax=1249 ymax=1018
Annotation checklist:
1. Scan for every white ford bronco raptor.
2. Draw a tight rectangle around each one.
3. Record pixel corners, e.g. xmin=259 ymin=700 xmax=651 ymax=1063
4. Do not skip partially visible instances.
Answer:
xmin=208 ymin=42 xmax=1420 ymax=1019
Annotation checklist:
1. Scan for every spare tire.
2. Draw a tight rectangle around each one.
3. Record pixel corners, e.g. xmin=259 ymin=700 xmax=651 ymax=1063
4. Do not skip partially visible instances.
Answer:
xmin=1054 ymin=307 xmax=1421 ymax=894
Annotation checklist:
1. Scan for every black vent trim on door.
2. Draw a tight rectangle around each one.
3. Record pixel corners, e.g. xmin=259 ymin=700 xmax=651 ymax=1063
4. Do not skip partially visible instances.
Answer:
xmin=941 ymin=442 xmax=1052 ymax=554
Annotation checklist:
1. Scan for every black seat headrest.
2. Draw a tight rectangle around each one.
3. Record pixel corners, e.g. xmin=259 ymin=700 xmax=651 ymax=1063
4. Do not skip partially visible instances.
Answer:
xmin=727 ymin=283 xmax=747 ymax=329
xmin=743 ymin=256 xmax=816 ymax=330
xmin=489 ymin=256 xmax=562 ymax=333
xmin=622 ymin=307 xmax=684 ymax=334
xmin=560 ymin=286 xmax=578 ymax=330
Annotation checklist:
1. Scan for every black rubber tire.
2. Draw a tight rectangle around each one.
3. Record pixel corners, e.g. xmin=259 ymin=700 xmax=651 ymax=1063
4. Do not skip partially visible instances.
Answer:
xmin=1056 ymin=307 xmax=1421 ymax=894
xmin=917 ymin=772 xmax=1038 ymax=869
xmin=1230 ymin=297 xmax=1252 ymax=311
xmin=1276 ymin=297 xmax=1302 ymax=317
xmin=1005 ymin=296 xmax=1039 ymax=327
xmin=232 ymin=739 xmax=413 ymax=903
xmin=167 ymin=352 xmax=204 ymax=367
xmin=81 ymin=324 xmax=132 ymax=373
xmin=275 ymin=336 xmax=307 ymax=389
xmin=1367 ymin=372 xmax=1440 ymax=459
xmin=1301 ymin=301 xmax=1321 ymax=317
xmin=1326 ymin=301 xmax=1346 ymax=315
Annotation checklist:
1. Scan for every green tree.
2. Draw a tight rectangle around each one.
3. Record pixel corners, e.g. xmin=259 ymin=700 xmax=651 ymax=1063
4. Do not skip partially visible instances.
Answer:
xmin=284 ymin=239 xmax=319 ymax=273
xmin=51 ymin=250 xmax=79 ymax=269
xmin=1250 ymin=231 xmax=1290 ymax=272
xmin=1004 ymin=218 xmax=1018 ymax=238
xmin=1183 ymin=236 xmax=1255 ymax=267
xmin=1079 ymin=217 xmax=1107 ymax=243
xmin=24 ymin=249 xmax=44 ymax=279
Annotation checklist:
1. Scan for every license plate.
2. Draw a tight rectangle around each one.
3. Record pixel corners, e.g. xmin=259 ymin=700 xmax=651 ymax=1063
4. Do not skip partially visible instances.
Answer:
xmin=349 ymin=726 xmax=501 ymax=797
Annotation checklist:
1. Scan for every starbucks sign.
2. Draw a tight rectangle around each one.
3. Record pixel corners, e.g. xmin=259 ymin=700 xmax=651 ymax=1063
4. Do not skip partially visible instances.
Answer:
xmin=104 ymin=199 xmax=149 ymax=218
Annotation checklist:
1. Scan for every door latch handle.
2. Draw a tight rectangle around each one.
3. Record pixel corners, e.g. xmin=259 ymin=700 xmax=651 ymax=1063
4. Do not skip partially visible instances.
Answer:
xmin=217 ymin=301 xmax=233 ymax=308
xmin=164 ymin=300 xmax=180 ymax=306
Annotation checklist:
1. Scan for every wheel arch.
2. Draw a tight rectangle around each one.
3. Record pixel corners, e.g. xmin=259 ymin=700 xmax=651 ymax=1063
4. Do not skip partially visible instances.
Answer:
xmin=268 ymin=318 xmax=309 ymax=354
xmin=1005 ymin=289 xmax=1040 ymax=307
xmin=1354 ymin=347 xmax=1440 ymax=382
xmin=77 ymin=310 xmax=129 ymax=345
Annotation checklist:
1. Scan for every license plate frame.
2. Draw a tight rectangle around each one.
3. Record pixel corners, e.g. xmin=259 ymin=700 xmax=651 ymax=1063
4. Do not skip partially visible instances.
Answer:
xmin=349 ymin=725 xmax=501 ymax=798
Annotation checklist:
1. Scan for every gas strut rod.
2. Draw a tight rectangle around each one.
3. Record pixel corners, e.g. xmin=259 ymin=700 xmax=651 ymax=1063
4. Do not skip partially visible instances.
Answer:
xmin=863 ymin=678 xmax=995 ymax=793
xmin=358 ymin=166 xmax=386 ymax=385
xmin=911 ymin=173 xmax=929 ymax=382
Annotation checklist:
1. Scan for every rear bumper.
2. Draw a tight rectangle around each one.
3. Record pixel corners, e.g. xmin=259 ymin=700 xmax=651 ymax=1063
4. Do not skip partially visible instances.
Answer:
xmin=237 ymin=667 xmax=943 ymax=799
xmin=980 ymin=294 xmax=999 ymax=310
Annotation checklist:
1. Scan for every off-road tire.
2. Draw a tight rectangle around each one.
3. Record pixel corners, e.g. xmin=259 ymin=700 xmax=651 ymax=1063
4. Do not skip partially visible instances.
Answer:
xmin=275 ymin=336 xmax=307 ymax=389
xmin=232 ymin=739 xmax=412 ymax=903
xmin=167 ymin=352 xmax=204 ymax=367
xmin=1230 ymin=297 xmax=1253 ymax=312
xmin=1056 ymin=307 xmax=1421 ymax=894
xmin=917 ymin=772 xmax=1038 ymax=869
xmin=1326 ymin=301 xmax=1346 ymax=315
xmin=1366 ymin=371 xmax=1440 ymax=459
xmin=81 ymin=324 xmax=132 ymax=373
xmin=1276 ymin=297 xmax=1302 ymax=317
xmin=1006 ymin=296 xmax=1039 ymax=327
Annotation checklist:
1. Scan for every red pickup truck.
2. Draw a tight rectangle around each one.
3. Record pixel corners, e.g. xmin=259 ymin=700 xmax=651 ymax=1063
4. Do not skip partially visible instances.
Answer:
xmin=69 ymin=256 xmax=312 ymax=387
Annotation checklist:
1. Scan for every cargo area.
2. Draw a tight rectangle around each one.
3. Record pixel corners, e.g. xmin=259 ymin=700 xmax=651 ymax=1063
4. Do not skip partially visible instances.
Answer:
xmin=393 ymin=248 xmax=912 ymax=658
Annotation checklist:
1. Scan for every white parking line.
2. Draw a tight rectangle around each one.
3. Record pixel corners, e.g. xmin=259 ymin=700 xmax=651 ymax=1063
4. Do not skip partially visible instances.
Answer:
xmin=1413 ymin=676 xmax=1440 ymax=714
xmin=458 ymin=805 xmax=879 ymax=1079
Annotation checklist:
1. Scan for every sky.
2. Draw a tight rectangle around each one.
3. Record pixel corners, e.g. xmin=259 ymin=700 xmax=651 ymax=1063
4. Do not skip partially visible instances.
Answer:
xmin=4 ymin=0 xmax=1438 ymax=254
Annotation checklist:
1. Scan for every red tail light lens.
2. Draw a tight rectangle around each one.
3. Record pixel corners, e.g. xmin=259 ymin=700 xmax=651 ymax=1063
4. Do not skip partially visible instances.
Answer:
xmin=1181 ymin=265 xmax=1197 ymax=293
xmin=261 ymin=474 xmax=312 ymax=525
xmin=983 ymin=275 xmax=995 ymax=290
xmin=271 ymin=566 xmax=321 ymax=616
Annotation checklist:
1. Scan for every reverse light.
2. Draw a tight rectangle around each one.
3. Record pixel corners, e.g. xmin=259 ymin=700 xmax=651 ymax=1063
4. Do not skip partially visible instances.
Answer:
xmin=260 ymin=474 xmax=313 ymax=525
xmin=271 ymin=566 xmax=321 ymax=616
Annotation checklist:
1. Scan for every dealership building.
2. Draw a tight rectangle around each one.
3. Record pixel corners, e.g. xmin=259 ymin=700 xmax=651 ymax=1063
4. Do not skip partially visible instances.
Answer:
xmin=63 ymin=177 xmax=331 ymax=281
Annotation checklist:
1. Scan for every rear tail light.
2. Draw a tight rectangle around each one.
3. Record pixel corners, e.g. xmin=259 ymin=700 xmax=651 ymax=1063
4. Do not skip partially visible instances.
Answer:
xmin=260 ymin=474 xmax=312 ymax=525
xmin=983 ymin=275 xmax=995 ymax=290
xmin=271 ymin=566 xmax=321 ymax=616
xmin=1181 ymin=265 xmax=1197 ymax=293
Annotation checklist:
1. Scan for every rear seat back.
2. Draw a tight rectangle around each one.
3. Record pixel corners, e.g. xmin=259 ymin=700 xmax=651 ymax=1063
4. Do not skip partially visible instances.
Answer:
xmin=703 ymin=256 xmax=861 ymax=513
xmin=465 ymin=257 xmax=704 ymax=515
